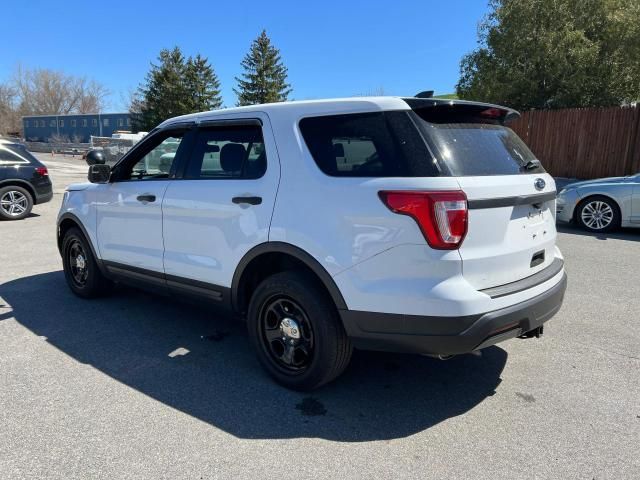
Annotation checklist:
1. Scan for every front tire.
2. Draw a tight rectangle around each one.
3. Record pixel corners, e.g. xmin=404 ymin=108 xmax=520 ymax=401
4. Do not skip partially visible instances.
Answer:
xmin=0 ymin=185 xmax=33 ymax=220
xmin=62 ymin=227 xmax=112 ymax=298
xmin=247 ymin=271 xmax=352 ymax=391
xmin=576 ymin=196 xmax=620 ymax=232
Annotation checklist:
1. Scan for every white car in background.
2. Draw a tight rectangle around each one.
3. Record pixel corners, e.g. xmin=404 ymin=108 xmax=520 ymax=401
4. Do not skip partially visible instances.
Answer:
xmin=556 ymin=174 xmax=640 ymax=232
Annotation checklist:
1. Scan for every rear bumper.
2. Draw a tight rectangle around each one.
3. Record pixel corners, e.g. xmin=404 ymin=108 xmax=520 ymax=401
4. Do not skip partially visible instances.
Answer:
xmin=339 ymin=272 xmax=567 ymax=355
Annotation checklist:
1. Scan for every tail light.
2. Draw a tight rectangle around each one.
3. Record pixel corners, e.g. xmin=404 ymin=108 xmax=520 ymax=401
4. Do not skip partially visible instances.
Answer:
xmin=379 ymin=190 xmax=468 ymax=250
xmin=35 ymin=167 xmax=48 ymax=176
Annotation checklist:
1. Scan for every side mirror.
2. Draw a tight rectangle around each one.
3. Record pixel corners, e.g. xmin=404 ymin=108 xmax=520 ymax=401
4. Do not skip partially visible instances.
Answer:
xmin=88 ymin=164 xmax=111 ymax=184
xmin=85 ymin=149 xmax=106 ymax=166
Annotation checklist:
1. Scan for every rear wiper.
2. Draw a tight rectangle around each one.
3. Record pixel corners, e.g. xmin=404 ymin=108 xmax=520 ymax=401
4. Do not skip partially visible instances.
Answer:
xmin=521 ymin=159 xmax=542 ymax=171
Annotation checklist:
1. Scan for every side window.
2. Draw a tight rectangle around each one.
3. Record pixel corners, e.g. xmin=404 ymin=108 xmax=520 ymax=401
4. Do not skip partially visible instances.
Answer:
xmin=0 ymin=146 xmax=28 ymax=165
xmin=185 ymin=124 xmax=266 ymax=179
xmin=299 ymin=112 xmax=438 ymax=177
xmin=117 ymin=131 xmax=186 ymax=181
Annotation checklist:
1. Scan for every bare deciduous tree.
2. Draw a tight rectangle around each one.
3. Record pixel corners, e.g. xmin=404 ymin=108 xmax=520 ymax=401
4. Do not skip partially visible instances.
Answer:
xmin=0 ymin=65 xmax=111 ymax=135
xmin=0 ymin=84 xmax=20 ymax=135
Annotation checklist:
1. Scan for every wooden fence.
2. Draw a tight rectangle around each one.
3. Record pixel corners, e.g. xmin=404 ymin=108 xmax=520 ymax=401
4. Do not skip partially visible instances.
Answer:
xmin=509 ymin=106 xmax=640 ymax=179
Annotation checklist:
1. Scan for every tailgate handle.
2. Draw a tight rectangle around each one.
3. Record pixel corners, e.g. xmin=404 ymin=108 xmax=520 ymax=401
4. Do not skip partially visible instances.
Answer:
xmin=530 ymin=250 xmax=545 ymax=268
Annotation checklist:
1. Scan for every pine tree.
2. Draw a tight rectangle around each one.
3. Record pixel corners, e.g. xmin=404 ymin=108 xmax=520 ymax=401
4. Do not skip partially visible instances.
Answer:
xmin=234 ymin=30 xmax=292 ymax=106
xmin=131 ymin=47 xmax=223 ymax=131
xmin=185 ymin=54 xmax=222 ymax=112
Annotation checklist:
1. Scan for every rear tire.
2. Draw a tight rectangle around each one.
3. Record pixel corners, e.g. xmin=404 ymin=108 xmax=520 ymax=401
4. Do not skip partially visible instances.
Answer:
xmin=247 ymin=271 xmax=352 ymax=391
xmin=576 ymin=195 xmax=620 ymax=232
xmin=0 ymin=185 xmax=33 ymax=220
xmin=62 ymin=227 xmax=112 ymax=298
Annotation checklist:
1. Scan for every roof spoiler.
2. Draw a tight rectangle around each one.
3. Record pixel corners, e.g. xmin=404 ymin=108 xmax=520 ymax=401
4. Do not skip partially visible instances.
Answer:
xmin=415 ymin=90 xmax=434 ymax=99
xmin=403 ymin=97 xmax=520 ymax=124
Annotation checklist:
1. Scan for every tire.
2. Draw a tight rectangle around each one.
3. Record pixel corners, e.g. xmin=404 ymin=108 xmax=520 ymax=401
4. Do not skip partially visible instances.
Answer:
xmin=61 ymin=227 xmax=112 ymax=298
xmin=576 ymin=195 xmax=620 ymax=233
xmin=247 ymin=271 xmax=353 ymax=391
xmin=0 ymin=185 xmax=33 ymax=220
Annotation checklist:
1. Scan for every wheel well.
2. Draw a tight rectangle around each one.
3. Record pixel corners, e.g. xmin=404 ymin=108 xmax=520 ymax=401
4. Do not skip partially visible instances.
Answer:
xmin=235 ymin=252 xmax=339 ymax=317
xmin=57 ymin=218 xmax=81 ymax=253
xmin=0 ymin=180 xmax=36 ymax=204
xmin=574 ymin=194 xmax=621 ymax=222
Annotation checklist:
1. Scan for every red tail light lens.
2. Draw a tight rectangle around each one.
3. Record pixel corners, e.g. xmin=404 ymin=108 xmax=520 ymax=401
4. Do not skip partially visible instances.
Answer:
xmin=35 ymin=167 xmax=48 ymax=176
xmin=379 ymin=190 xmax=468 ymax=249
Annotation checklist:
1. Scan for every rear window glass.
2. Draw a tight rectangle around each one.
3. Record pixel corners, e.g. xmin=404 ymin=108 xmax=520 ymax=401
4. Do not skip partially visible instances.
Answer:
xmin=0 ymin=145 xmax=34 ymax=165
xmin=411 ymin=109 xmax=543 ymax=176
xmin=299 ymin=112 xmax=439 ymax=177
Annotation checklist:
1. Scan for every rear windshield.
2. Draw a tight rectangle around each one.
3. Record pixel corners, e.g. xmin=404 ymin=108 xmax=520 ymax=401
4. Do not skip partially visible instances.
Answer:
xmin=299 ymin=112 xmax=439 ymax=177
xmin=299 ymin=109 xmax=543 ymax=178
xmin=411 ymin=109 xmax=544 ymax=176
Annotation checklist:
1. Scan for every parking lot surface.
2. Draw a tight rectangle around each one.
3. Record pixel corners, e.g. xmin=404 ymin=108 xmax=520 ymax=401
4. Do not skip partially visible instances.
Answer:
xmin=1 ymin=153 xmax=639 ymax=479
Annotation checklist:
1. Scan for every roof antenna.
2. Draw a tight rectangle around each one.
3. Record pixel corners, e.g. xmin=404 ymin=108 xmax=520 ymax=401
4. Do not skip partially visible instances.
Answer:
xmin=415 ymin=90 xmax=434 ymax=99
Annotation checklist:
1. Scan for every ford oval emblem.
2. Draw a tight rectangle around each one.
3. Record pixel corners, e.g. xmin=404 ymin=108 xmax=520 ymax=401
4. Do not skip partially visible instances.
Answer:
xmin=534 ymin=178 xmax=546 ymax=191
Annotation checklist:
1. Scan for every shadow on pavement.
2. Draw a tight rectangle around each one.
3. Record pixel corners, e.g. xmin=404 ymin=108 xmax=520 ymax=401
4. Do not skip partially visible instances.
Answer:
xmin=557 ymin=224 xmax=640 ymax=242
xmin=1 ymin=271 xmax=507 ymax=442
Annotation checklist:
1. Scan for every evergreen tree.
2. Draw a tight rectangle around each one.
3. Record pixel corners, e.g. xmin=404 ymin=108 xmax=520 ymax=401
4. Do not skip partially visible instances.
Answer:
xmin=131 ymin=47 xmax=223 ymax=131
xmin=234 ymin=30 xmax=292 ymax=106
xmin=185 ymin=54 xmax=223 ymax=112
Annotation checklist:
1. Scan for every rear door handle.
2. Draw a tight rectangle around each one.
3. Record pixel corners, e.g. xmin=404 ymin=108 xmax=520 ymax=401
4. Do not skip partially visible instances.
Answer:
xmin=137 ymin=194 xmax=156 ymax=203
xmin=232 ymin=196 xmax=262 ymax=205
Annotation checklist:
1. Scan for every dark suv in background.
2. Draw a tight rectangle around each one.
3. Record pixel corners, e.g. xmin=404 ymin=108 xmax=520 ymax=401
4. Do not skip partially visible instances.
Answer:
xmin=0 ymin=140 xmax=53 ymax=220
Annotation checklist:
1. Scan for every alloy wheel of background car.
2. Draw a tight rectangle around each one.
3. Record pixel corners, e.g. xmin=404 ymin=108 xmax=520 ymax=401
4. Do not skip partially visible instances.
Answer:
xmin=0 ymin=187 xmax=33 ymax=220
xmin=259 ymin=295 xmax=315 ymax=372
xmin=577 ymin=196 xmax=620 ymax=232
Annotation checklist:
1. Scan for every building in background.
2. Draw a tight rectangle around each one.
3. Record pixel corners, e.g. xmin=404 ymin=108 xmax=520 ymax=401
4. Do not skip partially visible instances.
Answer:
xmin=22 ymin=113 xmax=131 ymax=143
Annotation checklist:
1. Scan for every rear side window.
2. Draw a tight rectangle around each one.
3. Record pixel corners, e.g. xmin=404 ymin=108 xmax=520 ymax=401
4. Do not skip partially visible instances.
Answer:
xmin=299 ymin=112 xmax=439 ymax=177
xmin=411 ymin=109 xmax=544 ymax=176
xmin=0 ymin=145 xmax=32 ymax=165
xmin=185 ymin=125 xmax=266 ymax=179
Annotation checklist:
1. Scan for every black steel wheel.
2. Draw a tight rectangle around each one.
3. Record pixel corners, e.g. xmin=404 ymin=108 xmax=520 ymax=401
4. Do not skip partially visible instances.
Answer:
xmin=260 ymin=296 xmax=315 ymax=373
xmin=248 ymin=271 xmax=352 ymax=391
xmin=62 ymin=227 xmax=112 ymax=298
xmin=67 ymin=239 xmax=89 ymax=288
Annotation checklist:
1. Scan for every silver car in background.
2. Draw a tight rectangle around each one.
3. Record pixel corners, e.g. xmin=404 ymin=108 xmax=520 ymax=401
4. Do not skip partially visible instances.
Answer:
xmin=556 ymin=173 xmax=640 ymax=232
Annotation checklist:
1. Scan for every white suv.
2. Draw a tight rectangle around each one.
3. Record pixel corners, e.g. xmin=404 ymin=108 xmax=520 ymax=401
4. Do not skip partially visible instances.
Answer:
xmin=57 ymin=97 xmax=567 ymax=390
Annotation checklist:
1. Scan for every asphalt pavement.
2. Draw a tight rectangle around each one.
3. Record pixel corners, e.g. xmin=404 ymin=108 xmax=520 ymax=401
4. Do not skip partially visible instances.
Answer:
xmin=0 ymin=153 xmax=638 ymax=479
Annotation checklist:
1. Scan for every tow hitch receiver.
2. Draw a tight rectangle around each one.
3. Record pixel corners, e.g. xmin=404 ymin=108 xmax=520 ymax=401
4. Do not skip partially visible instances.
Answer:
xmin=519 ymin=326 xmax=544 ymax=339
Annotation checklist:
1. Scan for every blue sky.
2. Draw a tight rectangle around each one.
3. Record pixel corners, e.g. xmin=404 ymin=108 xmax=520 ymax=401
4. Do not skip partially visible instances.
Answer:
xmin=1 ymin=0 xmax=489 ymax=111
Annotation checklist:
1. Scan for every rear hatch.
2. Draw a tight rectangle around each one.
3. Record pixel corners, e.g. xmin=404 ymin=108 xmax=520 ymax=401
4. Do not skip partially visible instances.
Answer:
xmin=409 ymin=100 xmax=558 ymax=290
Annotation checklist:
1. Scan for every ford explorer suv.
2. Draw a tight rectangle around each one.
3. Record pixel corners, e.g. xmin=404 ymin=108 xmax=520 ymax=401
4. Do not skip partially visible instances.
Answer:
xmin=57 ymin=97 xmax=567 ymax=390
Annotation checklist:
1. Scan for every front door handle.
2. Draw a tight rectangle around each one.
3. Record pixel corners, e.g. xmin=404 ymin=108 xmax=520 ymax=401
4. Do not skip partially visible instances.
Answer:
xmin=232 ymin=196 xmax=262 ymax=205
xmin=137 ymin=194 xmax=156 ymax=203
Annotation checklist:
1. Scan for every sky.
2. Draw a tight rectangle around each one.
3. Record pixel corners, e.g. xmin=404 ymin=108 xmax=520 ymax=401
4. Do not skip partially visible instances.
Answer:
xmin=1 ymin=0 xmax=490 ymax=112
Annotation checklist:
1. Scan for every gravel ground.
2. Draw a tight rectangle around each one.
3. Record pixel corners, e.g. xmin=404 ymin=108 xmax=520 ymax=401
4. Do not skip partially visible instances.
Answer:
xmin=0 ymin=153 xmax=638 ymax=479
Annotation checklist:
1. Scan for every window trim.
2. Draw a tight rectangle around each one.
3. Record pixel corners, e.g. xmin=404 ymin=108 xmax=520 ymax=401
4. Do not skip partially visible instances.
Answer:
xmin=180 ymin=119 xmax=267 ymax=181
